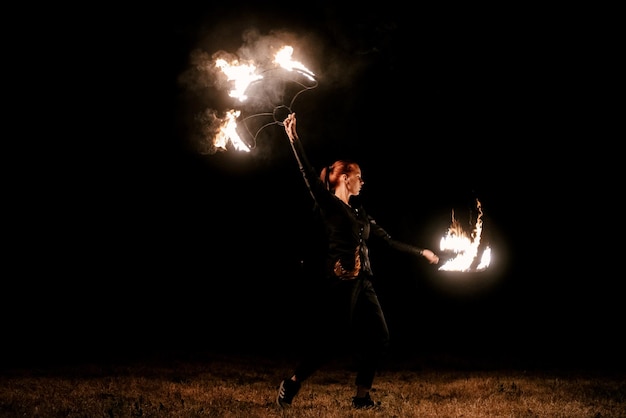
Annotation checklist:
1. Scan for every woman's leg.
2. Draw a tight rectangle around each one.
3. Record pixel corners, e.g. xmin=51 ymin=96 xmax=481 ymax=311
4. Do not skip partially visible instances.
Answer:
xmin=351 ymin=277 xmax=390 ymax=391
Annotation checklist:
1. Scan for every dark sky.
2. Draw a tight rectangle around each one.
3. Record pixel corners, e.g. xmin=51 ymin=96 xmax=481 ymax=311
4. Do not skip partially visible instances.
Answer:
xmin=5 ymin=3 xmax=618 ymax=369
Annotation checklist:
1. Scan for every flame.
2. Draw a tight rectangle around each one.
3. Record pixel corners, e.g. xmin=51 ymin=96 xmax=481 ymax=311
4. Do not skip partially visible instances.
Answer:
xmin=215 ymin=58 xmax=262 ymax=102
xmin=438 ymin=199 xmax=491 ymax=272
xmin=273 ymin=46 xmax=315 ymax=81
xmin=213 ymin=110 xmax=250 ymax=152
xmin=210 ymin=45 xmax=315 ymax=152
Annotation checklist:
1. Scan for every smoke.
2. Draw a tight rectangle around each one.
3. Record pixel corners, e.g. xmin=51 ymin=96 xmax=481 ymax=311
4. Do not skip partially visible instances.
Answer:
xmin=178 ymin=25 xmax=366 ymax=159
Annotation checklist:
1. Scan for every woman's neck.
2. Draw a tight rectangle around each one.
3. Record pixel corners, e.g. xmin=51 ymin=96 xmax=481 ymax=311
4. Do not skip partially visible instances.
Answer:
xmin=334 ymin=188 xmax=350 ymax=206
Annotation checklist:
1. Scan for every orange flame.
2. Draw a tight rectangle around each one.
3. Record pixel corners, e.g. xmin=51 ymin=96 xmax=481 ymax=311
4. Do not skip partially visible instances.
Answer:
xmin=273 ymin=46 xmax=315 ymax=81
xmin=439 ymin=199 xmax=491 ymax=272
xmin=213 ymin=110 xmax=250 ymax=152
xmin=210 ymin=45 xmax=315 ymax=152
xmin=215 ymin=58 xmax=262 ymax=102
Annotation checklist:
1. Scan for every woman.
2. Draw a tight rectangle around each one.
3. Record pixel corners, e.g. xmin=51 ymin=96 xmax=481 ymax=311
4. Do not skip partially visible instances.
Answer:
xmin=277 ymin=113 xmax=439 ymax=410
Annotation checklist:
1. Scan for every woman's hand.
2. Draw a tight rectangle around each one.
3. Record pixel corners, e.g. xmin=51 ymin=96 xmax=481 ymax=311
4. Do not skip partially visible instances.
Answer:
xmin=421 ymin=249 xmax=440 ymax=264
xmin=283 ymin=113 xmax=298 ymax=143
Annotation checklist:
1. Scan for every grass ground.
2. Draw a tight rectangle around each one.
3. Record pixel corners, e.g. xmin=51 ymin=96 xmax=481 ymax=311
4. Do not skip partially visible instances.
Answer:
xmin=1 ymin=350 xmax=624 ymax=417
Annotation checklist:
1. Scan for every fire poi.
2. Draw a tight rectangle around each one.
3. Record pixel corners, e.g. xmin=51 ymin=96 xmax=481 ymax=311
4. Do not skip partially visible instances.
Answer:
xmin=205 ymin=45 xmax=316 ymax=153
xmin=438 ymin=199 xmax=491 ymax=273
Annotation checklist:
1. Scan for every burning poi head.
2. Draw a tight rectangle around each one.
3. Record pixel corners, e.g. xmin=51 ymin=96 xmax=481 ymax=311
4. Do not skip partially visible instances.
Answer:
xmin=427 ymin=198 xmax=504 ymax=297
xmin=439 ymin=199 xmax=491 ymax=272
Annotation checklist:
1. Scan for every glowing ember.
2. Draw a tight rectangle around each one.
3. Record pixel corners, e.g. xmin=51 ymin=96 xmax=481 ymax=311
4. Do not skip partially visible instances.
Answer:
xmin=439 ymin=199 xmax=491 ymax=272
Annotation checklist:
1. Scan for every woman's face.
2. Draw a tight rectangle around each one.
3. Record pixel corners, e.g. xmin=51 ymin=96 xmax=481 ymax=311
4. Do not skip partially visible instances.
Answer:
xmin=346 ymin=168 xmax=364 ymax=196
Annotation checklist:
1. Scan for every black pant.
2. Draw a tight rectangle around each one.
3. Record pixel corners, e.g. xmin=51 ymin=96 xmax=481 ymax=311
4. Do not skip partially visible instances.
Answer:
xmin=293 ymin=274 xmax=390 ymax=390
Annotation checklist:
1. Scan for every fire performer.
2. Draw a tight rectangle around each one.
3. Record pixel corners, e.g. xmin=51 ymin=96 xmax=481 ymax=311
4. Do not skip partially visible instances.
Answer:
xmin=276 ymin=113 xmax=440 ymax=410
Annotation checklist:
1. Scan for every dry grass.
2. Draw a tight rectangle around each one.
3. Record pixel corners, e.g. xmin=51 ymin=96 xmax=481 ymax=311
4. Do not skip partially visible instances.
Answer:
xmin=0 ymin=352 xmax=624 ymax=417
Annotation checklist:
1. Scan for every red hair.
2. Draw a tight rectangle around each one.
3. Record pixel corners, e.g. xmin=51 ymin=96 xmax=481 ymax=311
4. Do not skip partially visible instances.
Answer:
xmin=319 ymin=160 xmax=359 ymax=191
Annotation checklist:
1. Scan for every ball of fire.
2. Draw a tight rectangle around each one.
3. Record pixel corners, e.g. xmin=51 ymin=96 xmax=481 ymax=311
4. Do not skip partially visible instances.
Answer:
xmin=438 ymin=199 xmax=491 ymax=273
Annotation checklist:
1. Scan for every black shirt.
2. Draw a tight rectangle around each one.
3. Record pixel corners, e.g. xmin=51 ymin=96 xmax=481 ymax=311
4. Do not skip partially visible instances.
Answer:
xmin=290 ymin=139 xmax=422 ymax=279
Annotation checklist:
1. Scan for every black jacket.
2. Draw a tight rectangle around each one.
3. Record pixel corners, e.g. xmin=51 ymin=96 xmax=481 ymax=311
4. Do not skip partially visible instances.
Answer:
xmin=290 ymin=139 xmax=422 ymax=279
